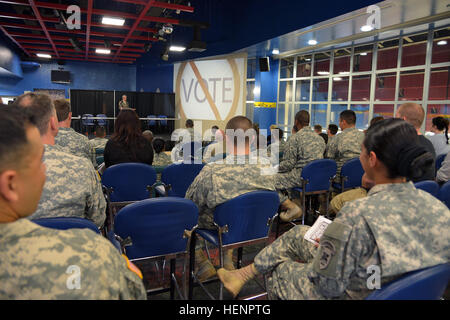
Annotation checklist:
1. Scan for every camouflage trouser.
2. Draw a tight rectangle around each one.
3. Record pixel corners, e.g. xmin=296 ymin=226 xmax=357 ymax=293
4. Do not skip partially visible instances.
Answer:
xmin=254 ymin=225 xmax=325 ymax=300
xmin=275 ymin=168 xmax=303 ymax=191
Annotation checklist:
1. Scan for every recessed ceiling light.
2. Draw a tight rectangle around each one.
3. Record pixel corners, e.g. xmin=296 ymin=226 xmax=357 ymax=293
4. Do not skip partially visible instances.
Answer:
xmin=272 ymin=49 xmax=280 ymax=55
xmin=36 ymin=53 xmax=51 ymax=59
xmin=339 ymin=71 xmax=350 ymax=75
xmin=317 ymin=71 xmax=329 ymax=75
xmin=96 ymin=48 xmax=111 ymax=54
xmin=333 ymin=77 xmax=343 ymax=81
xmin=102 ymin=17 xmax=125 ymax=26
xmin=305 ymin=58 xmax=311 ymax=61
xmin=169 ymin=45 xmax=186 ymax=52
xmin=360 ymin=52 xmax=368 ymax=56
xmin=308 ymin=39 xmax=318 ymax=45
xmin=437 ymin=40 xmax=447 ymax=46
xmin=360 ymin=25 xmax=374 ymax=32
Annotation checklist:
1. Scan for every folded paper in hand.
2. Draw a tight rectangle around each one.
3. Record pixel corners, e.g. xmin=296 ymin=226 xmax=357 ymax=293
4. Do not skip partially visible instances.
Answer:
xmin=304 ymin=216 xmax=332 ymax=246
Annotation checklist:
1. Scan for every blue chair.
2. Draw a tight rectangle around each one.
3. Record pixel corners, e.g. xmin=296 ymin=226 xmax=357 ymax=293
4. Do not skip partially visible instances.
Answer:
xmin=160 ymin=162 xmax=205 ymax=197
xmin=292 ymin=159 xmax=337 ymax=224
xmin=96 ymin=114 xmax=107 ymax=126
xmin=32 ymin=217 xmax=100 ymax=234
xmin=159 ymin=115 xmax=168 ymax=127
xmin=189 ymin=191 xmax=280 ymax=300
xmin=102 ymin=163 xmax=157 ymax=231
xmin=147 ymin=115 xmax=156 ymax=128
xmin=81 ymin=114 xmax=95 ymax=135
xmin=438 ymin=180 xmax=450 ymax=209
xmin=333 ymin=158 xmax=364 ymax=193
xmin=181 ymin=141 xmax=203 ymax=163
xmin=414 ymin=180 xmax=439 ymax=197
xmin=366 ymin=263 xmax=450 ymax=300
xmin=110 ymin=197 xmax=198 ymax=299
xmin=436 ymin=153 xmax=446 ymax=173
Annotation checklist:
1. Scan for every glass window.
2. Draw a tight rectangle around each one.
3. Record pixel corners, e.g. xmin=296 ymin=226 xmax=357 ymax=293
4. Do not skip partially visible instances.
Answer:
xmin=280 ymin=58 xmax=295 ymax=78
xmin=293 ymin=104 xmax=309 ymax=116
xmin=333 ymin=48 xmax=351 ymax=74
xmin=297 ymin=55 xmax=312 ymax=77
xmin=295 ymin=80 xmax=310 ymax=101
xmin=426 ymin=104 xmax=450 ymax=132
xmin=277 ymin=103 xmax=286 ymax=124
xmin=312 ymin=78 xmax=329 ymax=101
xmin=354 ymin=44 xmax=373 ymax=72
xmin=432 ymin=29 xmax=450 ymax=64
xmin=330 ymin=104 xmax=348 ymax=125
xmin=377 ymin=39 xmax=399 ymax=69
xmin=429 ymin=67 xmax=450 ymax=101
xmin=279 ymin=81 xmax=293 ymax=102
xmin=350 ymin=104 xmax=369 ymax=129
xmin=246 ymin=103 xmax=254 ymax=121
xmin=311 ymin=104 xmax=327 ymax=128
xmin=314 ymin=52 xmax=331 ymax=76
xmin=331 ymin=76 xmax=349 ymax=101
xmin=373 ymin=104 xmax=395 ymax=120
xmin=399 ymin=70 xmax=424 ymax=101
xmin=401 ymin=38 xmax=427 ymax=67
xmin=352 ymin=75 xmax=371 ymax=101
xmin=375 ymin=72 xmax=396 ymax=101
xmin=246 ymin=81 xmax=255 ymax=101
xmin=287 ymin=104 xmax=295 ymax=125
xmin=247 ymin=59 xmax=257 ymax=79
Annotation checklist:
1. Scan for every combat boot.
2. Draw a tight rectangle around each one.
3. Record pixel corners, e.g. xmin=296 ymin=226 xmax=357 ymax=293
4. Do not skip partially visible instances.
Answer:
xmin=223 ymin=249 xmax=235 ymax=270
xmin=194 ymin=248 xmax=217 ymax=282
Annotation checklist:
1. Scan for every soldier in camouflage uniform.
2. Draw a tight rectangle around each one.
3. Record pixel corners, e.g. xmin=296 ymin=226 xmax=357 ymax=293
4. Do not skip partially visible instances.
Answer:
xmin=275 ymin=110 xmax=326 ymax=191
xmin=326 ymin=110 xmax=365 ymax=175
xmin=0 ymin=105 xmax=146 ymax=299
xmin=89 ymin=126 xmax=109 ymax=151
xmin=14 ymin=93 xmax=106 ymax=228
xmin=218 ymin=118 xmax=449 ymax=299
xmin=118 ymin=95 xmax=129 ymax=111
xmin=53 ymin=99 xmax=97 ymax=168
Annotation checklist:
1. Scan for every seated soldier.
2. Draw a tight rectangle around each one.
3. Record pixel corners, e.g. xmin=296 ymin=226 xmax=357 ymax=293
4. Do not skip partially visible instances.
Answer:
xmin=217 ymin=118 xmax=449 ymax=299
xmin=89 ymin=126 xmax=109 ymax=151
xmin=185 ymin=116 xmax=301 ymax=281
xmin=14 ymin=93 xmax=106 ymax=228
xmin=0 ymin=105 xmax=146 ymax=299
xmin=54 ymin=99 xmax=97 ymax=167
xmin=152 ymin=138 xmax=172 ymax=181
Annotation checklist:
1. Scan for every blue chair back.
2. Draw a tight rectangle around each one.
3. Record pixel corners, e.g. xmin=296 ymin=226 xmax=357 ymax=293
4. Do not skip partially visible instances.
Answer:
xmin=340 ymin=158 xmax=364 ymax=189
xmin=81 ymin=114 xmax=94 ymax=126
xmin=438 ymin=180 xmax=450 ymax=209
xmin=436 ymin=153 xmax=446 ymax=172
xmin=147 ymin=115 xmax=156 ymax=127
xmin=96 ymin=114 xmax=107 ymax=126
xmin=366 ymin=263 xmax=450 ymax=300
xmin=159 ymin=115 xmax=168 ymax=126
xmin=414 ymin=180 xmax=439 ymax=197
xmin=213 ymin=191 xmax=280 ymax=245
xmin=32 ymin=217 xmax=100 ymax=234
xmin=181 ymin=141 xmax=203 ymax=162
xmin=301 ymin=159 xmax=337 ymax=192
xmin=161 ymin=162 xmax=205 ymax=197
xmin=102 ymin=163 xmax=157 ymax=202
xmin=113 ymin=198 xmax=198 ymax=259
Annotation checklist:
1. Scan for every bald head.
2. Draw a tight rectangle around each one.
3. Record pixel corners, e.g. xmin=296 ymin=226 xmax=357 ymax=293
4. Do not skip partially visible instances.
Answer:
xmin=225 ymin=116 xmax=255 ymax=151
xmin=396 ymin=103 xmax=424 ymax=130
xmin=226 ymin=116 xmax=253 ymax=132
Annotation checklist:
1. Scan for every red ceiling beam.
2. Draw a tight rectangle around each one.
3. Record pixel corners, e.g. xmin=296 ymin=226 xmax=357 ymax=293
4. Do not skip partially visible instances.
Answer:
xmin=28 ymin=0 xmax=59 ymax=58
xmin=0 ymin=12 xmax=58 ymax=22
xmin=85 ymin=0 xmax=93 ymax=60
xmin=113 ymin=0 xmax=155 ymax=61
xmin=0 ymin=25 xmax=30 ymax=56
xmin=23 ymin=44 xmax=143 ymax=57
xmin=114 ymin=0 xmax=194 ymax=13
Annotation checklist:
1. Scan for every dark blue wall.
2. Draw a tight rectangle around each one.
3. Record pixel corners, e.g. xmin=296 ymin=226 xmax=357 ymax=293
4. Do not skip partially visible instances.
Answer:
xmin=136 ymin=63 xmax=173 ymax=93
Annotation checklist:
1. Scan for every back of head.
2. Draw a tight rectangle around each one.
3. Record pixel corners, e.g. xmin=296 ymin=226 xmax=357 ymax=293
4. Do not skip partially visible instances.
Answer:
xmin=314 ymin=124 xmax=322 ymax=133
xmin=432 ymin=116 xmax=449 ymax=144
xmin=13 ymin=93 xmax=55 ymax=136
xmin=225 ymin=115 xmax=254 ymax=147
xmin=185 ymin=119 xmax=194 ymax=128
xmin=364 ymin=118 xmax=434 ymax=181
xmin=112 ymin=109 xmax=142 ymax=147
xmin=295 ymin=110 xmax=310 ymax=128
xmin=95 ymin=126 xmax=106 ymax=138
xmin=397 ymin=103 xmax=424 ymax=129
xmin=370 ymin=116 xmax=384 ymax=127
xmin=53 ymin=99 xmax=71 ymax=122
xmin=328 ymin=124 xmax=338 ymax=135
xmin=152 ymin=138 xmax=165 ymax=154
xmin=142 ymin=130 xmax=153 ymax=143
xmin=340 ymin=110 xmax=357 ymax=126
xmin=0 ymin=105 xmax=33 ymax=173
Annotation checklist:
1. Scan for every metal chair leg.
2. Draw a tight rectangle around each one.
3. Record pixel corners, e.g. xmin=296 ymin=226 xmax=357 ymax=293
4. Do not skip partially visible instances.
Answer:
xmin=237 ymin=247 xmax=243 ymax=269
xmin=170 ymin=259 xmax=175 ymax=300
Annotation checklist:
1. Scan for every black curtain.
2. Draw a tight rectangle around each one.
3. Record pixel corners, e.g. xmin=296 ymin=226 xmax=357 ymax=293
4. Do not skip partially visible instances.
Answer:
xmin=70 ymin=89 xmax=115 ymax=117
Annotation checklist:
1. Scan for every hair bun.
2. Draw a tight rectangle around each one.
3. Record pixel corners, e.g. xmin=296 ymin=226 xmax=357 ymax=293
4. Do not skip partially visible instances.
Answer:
xmin=396 ymin=144 xmax=432 ymax=179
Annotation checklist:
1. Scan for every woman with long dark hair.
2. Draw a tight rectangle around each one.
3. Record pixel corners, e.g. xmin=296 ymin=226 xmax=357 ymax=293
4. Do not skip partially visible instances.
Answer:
xmin=428 ymin=116 xmax=450 ymax=156
xmin=104 ymin=109 xmax=153 ymax=168
xmin=217 ymin=118 xmax=449 ymax=300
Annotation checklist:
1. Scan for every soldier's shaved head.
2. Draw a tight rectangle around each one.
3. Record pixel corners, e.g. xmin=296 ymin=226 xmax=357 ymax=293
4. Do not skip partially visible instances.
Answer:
xmin=225 ymin=116 xmax=255 ymax=151
xmin=226 ymin=116 xmax=253 ymax=132
xmin=295 ymin=110 xmax=310 ymax=128
xmin=14 ymin=93 xmax=56 ymax=136
xmin=396 ymin=103 xmax=425 ymax=129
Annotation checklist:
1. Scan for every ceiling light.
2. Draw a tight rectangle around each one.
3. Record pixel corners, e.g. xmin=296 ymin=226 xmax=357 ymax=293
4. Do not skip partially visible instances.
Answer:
xmin=96 ymin=48 xmax=111 ymax=54
xmin=102 ymin=17 xmax=125 ymax=26
xmin=360 ymin=25 xmax=374 ymax=32
xmin=36 ymin=53 xmax=51 ymax=59
xmin=360 ymin=52 xmax=368 ymax=56
xmin=333 ymin=77 xmax=343 ymax=81
xmin=339 ymin=71 xmax=350 ymax=75
xmin=437 ymin=40 xmax=447 ymax=46
xmin=317 ymin=71 xmax=329 ymax=75
xmin=305 ymin=58 xmax=311 ymax=61
xmin=169 ymin=45 xmax=186 ymax=52
xmin=272 ymin=49 xmax=280 ymax=55
xmin=308 ymin=39 xmax=318 ymax=45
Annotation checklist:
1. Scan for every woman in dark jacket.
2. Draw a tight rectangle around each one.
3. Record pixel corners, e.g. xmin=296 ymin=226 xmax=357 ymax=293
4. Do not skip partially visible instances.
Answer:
xmin=104 ymin=109 xmax=153 ymax=168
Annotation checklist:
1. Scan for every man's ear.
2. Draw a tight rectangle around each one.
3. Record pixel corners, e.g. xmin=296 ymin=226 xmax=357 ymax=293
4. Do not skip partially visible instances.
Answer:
xmin=68 ymin=112 xmax=72 ymax=122
xmin=0 ymin=170 xmax=19 ymax=203
xmin=49 ymin=116 xmax=58 ymax=134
